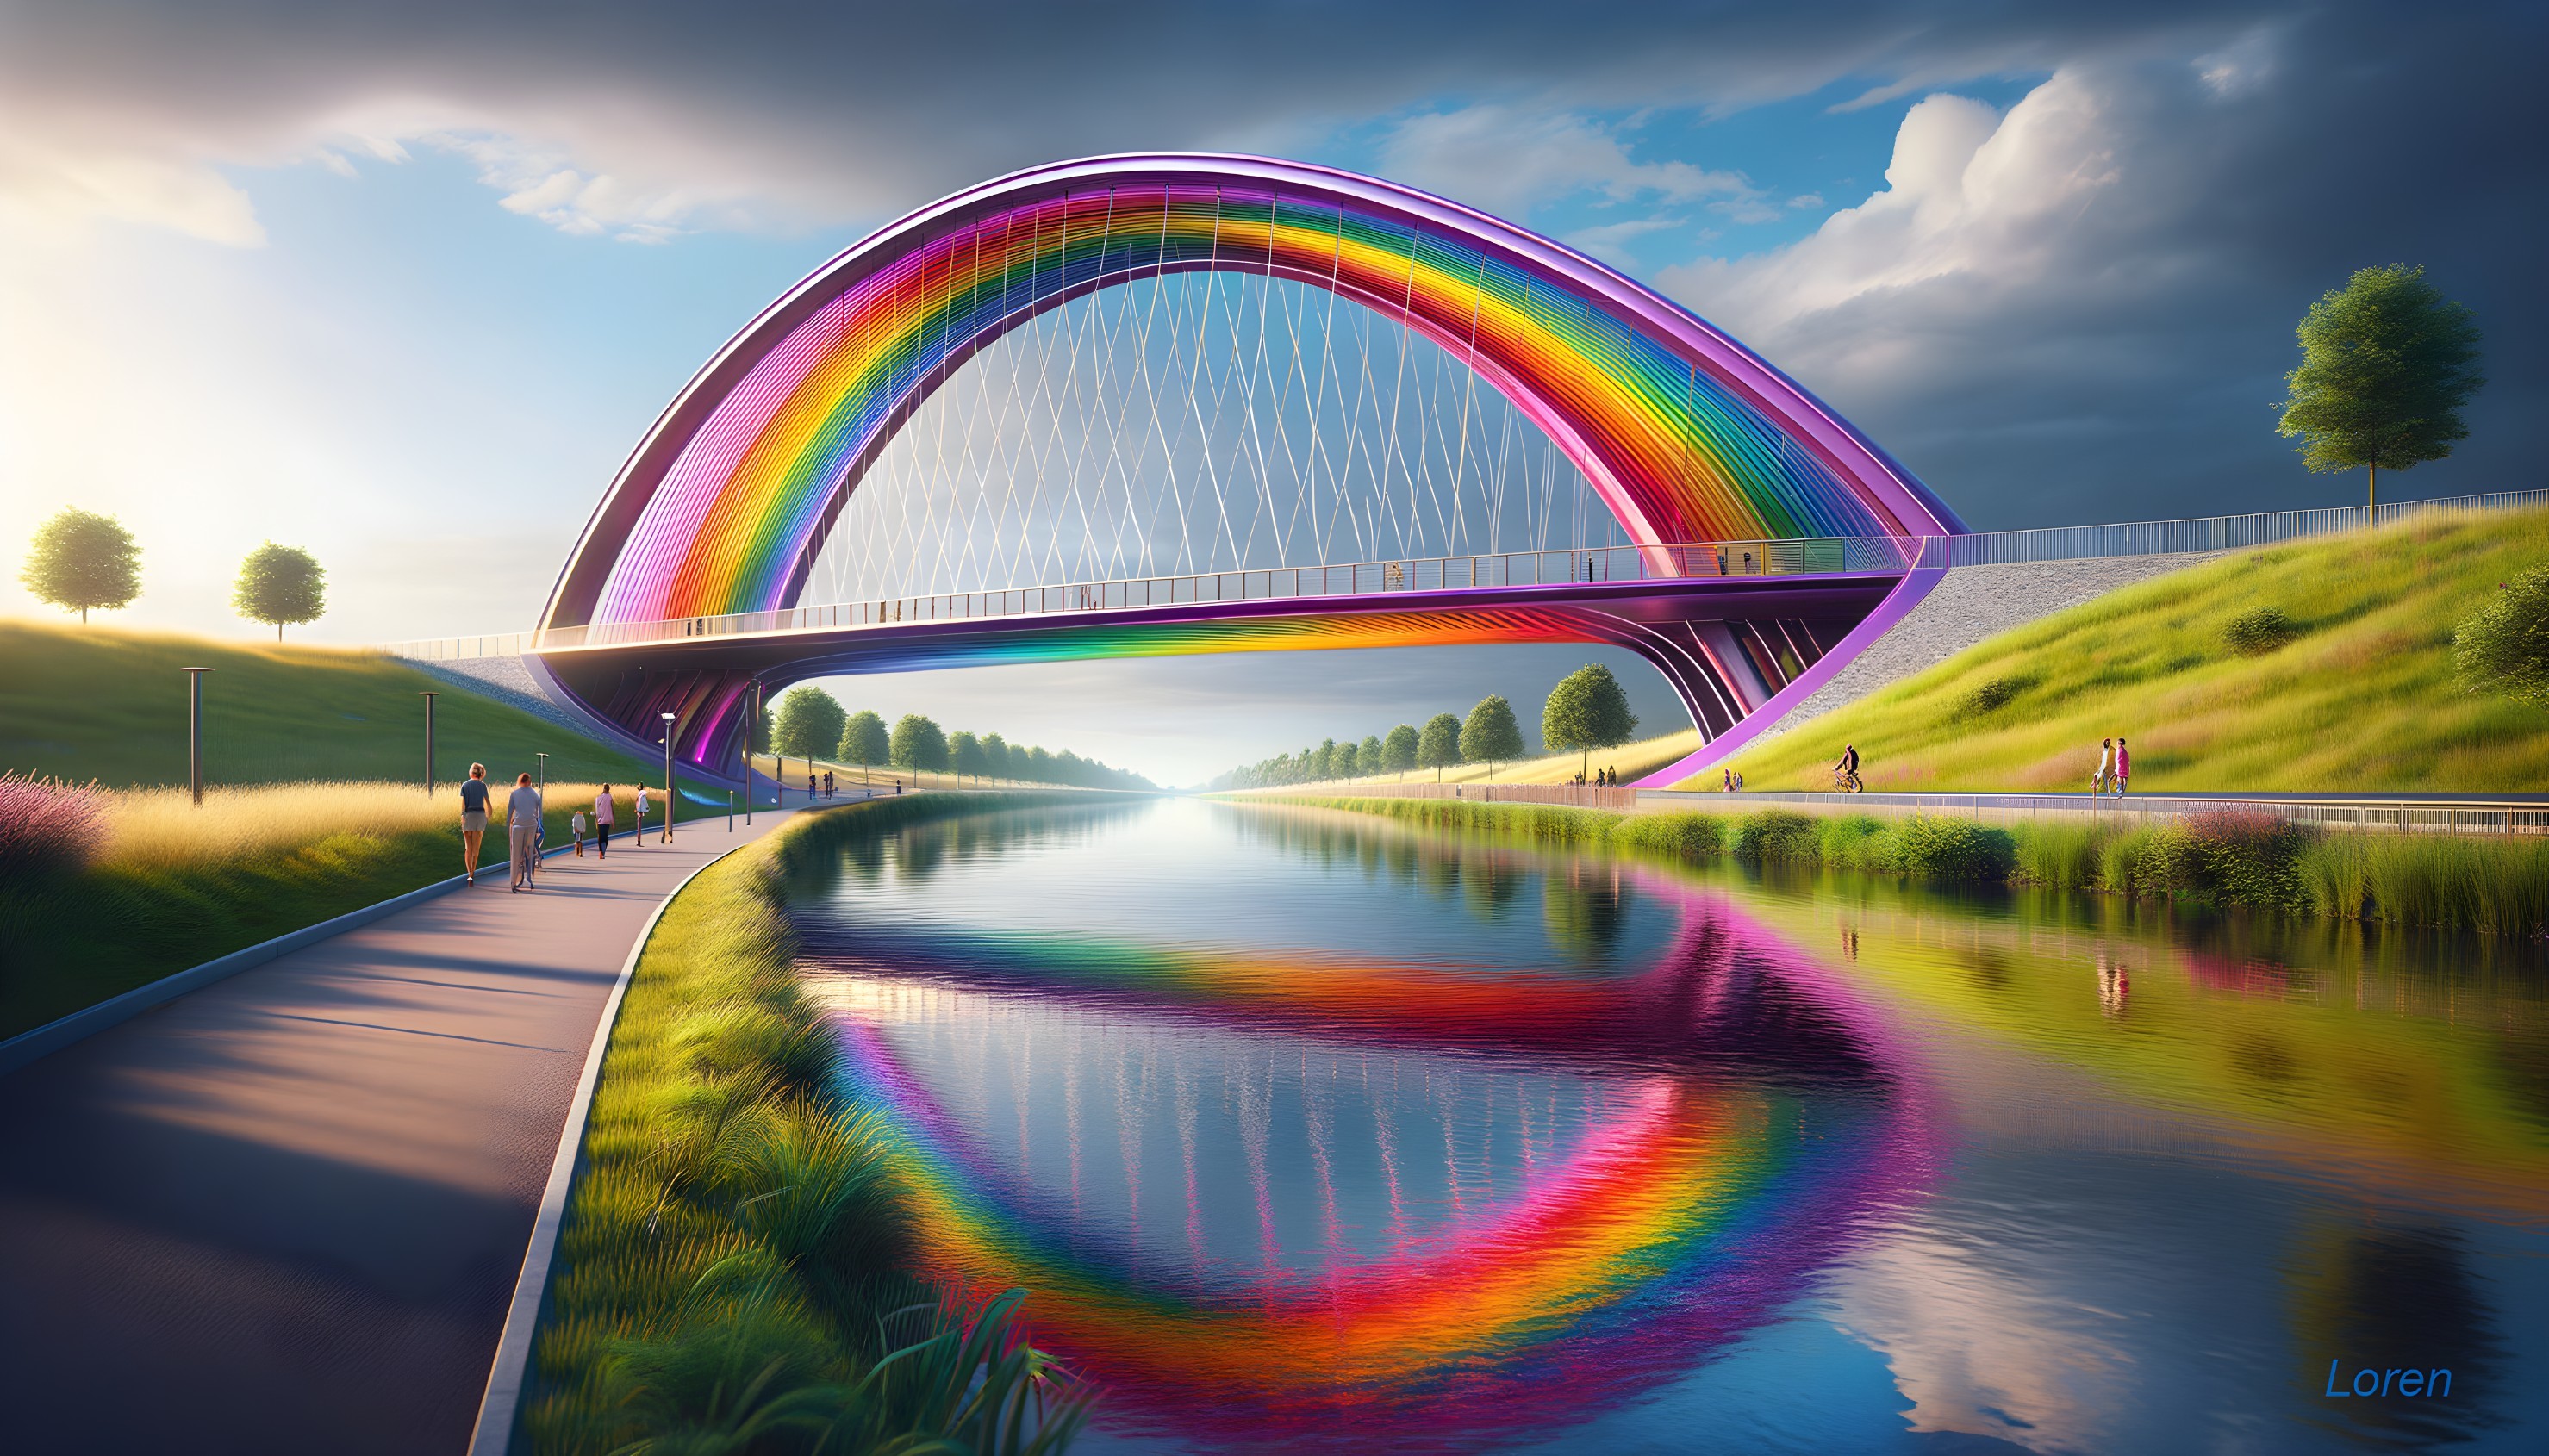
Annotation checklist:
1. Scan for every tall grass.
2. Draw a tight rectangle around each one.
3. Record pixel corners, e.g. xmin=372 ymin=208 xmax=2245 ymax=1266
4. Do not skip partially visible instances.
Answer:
xmin=0 ymin=780 xmax=621 ymax=1039
xmin=525 ymin=792 xmax=1092 ymax=1456
xmin=1269 ymin=796 xmax=2549 ymax=935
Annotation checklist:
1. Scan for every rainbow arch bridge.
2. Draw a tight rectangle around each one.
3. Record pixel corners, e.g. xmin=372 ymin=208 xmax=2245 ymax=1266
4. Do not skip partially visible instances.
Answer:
xmin=519 ymin=154 xmax=1966 ymax=787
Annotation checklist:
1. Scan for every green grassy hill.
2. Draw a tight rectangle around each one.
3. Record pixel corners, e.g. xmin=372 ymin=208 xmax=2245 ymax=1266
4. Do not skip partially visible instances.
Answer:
xmin=0 ymin=619 xmax=656 ymax=789
xmin=1704 ymin=507 xmax=2549 ymax=793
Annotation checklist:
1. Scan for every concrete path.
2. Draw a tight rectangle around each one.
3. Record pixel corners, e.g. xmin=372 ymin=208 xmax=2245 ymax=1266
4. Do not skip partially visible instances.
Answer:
xmin=0 ymin=800 xmax=822 ymax=1455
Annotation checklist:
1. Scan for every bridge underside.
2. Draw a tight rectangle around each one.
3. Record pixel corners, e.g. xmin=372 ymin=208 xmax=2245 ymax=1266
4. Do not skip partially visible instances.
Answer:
xmin=530 ymin=573 xmax=1912 ymax=787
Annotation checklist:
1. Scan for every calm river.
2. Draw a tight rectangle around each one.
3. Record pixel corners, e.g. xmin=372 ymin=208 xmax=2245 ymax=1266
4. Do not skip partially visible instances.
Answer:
xmin=788 ymin=799 xmax=2548 ymax=1454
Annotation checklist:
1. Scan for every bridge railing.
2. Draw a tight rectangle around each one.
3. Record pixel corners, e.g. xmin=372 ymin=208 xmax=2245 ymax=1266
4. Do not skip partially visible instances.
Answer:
xmin=375 ymin=487 xmax=2543 ymax=661
xmin=524 ymin=537 xmax=1919 ymax=651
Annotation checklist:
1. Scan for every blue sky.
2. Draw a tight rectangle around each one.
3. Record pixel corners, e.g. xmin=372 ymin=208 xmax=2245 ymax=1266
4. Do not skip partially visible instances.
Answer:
xmin=1 ymin=1 xmax=2539 ymax=784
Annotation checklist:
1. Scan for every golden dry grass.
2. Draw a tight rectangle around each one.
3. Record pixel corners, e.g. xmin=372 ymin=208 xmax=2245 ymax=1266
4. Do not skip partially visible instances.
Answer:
xmin=97 ymin=780 xmax=611 ymax=868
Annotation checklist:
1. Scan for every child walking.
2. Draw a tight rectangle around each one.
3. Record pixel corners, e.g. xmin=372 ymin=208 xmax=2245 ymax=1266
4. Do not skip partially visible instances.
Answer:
xmin=571 ymin=807 xmax=588 ymax=857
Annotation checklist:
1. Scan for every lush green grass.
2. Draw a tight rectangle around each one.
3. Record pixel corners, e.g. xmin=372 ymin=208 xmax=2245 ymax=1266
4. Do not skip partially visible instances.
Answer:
xmin=527 ymin=793 xmax=1091 ymax=1456
xmin=0 ymin=781 xmax=630 ymax=1039
xmin=1705 ymin=507 xmax=2549 ymax=792
xmin=1269 ymin=796 xmax=2549 ymax=935
xmin=0 ymin=618 xmax=657 ymax=789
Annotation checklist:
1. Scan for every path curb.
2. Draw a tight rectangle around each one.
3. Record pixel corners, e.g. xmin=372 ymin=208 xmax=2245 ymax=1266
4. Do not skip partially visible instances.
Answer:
xmin=464 ymin=825 xmax=784 ymax=1456
xmin=0 ymin=836 xmax=586 ymax=1079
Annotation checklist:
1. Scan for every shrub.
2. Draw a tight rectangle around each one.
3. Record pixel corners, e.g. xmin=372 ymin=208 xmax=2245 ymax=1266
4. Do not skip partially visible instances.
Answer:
xmin=2147 ymin=808 xmax=2315 ymax=908
xmin=2222 ymin=607 xmax=2302 ymax=656
xmin=1729 ymin=809 xmax=1822 ymax=864
xmin=2453 ymin=563 xmax=2549 ymax=708
xmin=0 ymin=772 xmax=103 ymax=879
xmin=1884 ymin=814 xmax=2018 ymax=880
xmin=1960 ymin=673 xmax=2039 ymax=714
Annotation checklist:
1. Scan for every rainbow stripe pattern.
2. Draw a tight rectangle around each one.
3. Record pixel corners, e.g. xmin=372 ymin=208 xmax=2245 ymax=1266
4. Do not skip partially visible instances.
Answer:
xmin=813 ymin=879 xmax=1937 ymax=1447
xmin=550 ymin=155 xmax=1959 ymax=630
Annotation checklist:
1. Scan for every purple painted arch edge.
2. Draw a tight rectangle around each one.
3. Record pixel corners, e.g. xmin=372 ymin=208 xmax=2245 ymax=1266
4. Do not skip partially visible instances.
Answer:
xmin=540 ymin=152 xmax=1966 ymax=632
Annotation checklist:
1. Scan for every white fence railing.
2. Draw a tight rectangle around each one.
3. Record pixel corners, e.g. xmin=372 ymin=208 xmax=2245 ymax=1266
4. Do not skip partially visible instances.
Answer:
xmin=377 ymin=488 xmax=2542 ymax=663
xmin=1642 ymin=790 xmax=2549 ymax=837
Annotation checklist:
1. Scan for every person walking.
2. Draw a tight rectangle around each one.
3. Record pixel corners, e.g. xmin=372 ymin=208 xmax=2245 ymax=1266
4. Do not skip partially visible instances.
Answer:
xmin=2114 ymin=737 xmax=2131 ymax=797
xmin=595 ymin=784 xmax=615 ymax=859
xmin=570 ymin=807 xmax=588 ymax=857
xmin=633 ymin=783 xmax=651 ymax=844
xmin=506 ymin=772 xmax=542 ymax=893
xmin=458 ymin=763 xmax=492 ymax=885
xmin=2093 ymin=738 xmax=2115 ymax=794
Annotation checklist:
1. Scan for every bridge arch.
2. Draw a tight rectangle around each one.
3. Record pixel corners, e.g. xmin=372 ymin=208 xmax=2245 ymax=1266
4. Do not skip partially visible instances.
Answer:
xmin=543 ymin=153 xmax=1960 ymax=633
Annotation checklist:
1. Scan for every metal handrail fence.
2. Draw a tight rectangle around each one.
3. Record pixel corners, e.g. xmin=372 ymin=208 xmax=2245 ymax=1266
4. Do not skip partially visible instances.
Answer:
xmin=1244 ymin=781 xmax=1645 ymax=810
xmin=1641 ymin=789 xmax=2549 ymax=837
xmin=375 ymin=487 xmax=2541 ymax=663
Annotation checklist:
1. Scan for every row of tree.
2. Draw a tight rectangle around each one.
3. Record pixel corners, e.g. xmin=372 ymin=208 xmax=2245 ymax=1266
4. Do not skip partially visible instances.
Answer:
xmin=762 ymin=685 xmax=1155 ymax=791
xmin=21 ymin=507 xmax=327 ymax=638
xmin=1211 ymin=663 xmax=1641 ymax=787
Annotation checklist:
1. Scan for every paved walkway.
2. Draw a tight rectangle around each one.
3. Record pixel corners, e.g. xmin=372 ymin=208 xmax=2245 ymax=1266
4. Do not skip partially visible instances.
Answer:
xmin=0 ymin=800 xmax=817 ymax=1455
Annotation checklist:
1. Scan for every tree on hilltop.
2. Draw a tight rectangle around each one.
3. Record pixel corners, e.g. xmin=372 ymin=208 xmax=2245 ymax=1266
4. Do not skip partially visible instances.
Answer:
xmin=2277 ymin=264 xmax=2484 ymax=512
xmin=1417 ymin=713 xmax=1462 ymax=781
xmin=22 ymin=507 xmax=140 ymax=624
xmin=234 ymin=542 xmax=327 ymax=641
xmin=1542 ymin=663 xmax=1638 ymax=779
xmin=1460 ymin=695 xmax=1526 ymax=780
xmin=773 ymin=686 xmax=846 ymax=760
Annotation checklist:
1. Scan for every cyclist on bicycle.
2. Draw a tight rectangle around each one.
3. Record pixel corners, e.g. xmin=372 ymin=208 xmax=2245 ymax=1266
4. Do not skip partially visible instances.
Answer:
xmin=1834 ymin=743 xmax=1862 ymax=793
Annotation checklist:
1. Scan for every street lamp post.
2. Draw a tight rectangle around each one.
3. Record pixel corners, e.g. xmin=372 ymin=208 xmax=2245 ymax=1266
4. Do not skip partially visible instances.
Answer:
xmin=661 ymin=712 xmax=676 ymax=843
xmin=181 ymin=668 xmax=214 ymax=806
xmin=419 ymin=691 xmax=438 ymax=796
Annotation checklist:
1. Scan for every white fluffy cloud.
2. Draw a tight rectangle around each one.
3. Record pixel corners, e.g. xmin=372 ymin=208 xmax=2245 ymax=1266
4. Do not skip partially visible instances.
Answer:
xmin=1379 ymin=106 xmax=1761 ymax=217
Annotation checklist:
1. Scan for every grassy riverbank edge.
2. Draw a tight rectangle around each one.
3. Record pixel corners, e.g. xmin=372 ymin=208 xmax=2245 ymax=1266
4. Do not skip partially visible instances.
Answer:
xmin=1247 ymin=795 xmax=2549 ymax=937
xmin=523 ymin=791 xmax=1094 ymax=1456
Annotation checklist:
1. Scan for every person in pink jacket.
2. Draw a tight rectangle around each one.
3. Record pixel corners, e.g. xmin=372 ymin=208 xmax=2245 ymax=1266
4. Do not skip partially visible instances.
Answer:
xmin=2113 ymin=737 xmax=2131 ymax=797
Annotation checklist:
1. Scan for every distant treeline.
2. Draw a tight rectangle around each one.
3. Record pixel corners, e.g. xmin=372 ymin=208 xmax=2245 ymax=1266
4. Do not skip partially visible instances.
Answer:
xmin=1210 ymin=694 xmax=1530 ymax=788
xmin=761 ymin=686 xmax=1155 ymax=791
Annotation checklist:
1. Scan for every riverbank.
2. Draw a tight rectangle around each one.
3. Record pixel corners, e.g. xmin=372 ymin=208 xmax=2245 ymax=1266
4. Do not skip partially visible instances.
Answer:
xmin=0 ymin=778 xmax=633 ymax=1039
xmin=1261 ymin=795 xmax=2549 ymax=936
xmin=520 ymin=792 xmax=1092 ymax=1456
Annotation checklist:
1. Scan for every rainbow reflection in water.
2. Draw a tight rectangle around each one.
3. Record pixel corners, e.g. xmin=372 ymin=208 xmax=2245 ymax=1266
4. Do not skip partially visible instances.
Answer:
xmin=806 ymin=870 xmax=1939 ymax=1450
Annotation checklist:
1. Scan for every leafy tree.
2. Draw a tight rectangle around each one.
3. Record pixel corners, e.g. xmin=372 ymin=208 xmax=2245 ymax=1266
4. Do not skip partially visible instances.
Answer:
xmin=890 ymin=713 xmax=950 ymax=784
xmin=838 ymin=709 xmax=889 ymax=773
xmin=1460 ymin=694 xmax=1526 ymax=779
xmin=1417 ymin=712 xmax=1462 ymax=781
xmin=232 ymin=541 xmax=327 ymax=640
xmin=1312 ymin=737 xmax=1339 ymax=780
xmin=950 ymin=731 xmax=986 ymax=785
xmin=753 ymin=706 xmax=775 ymax=754
xmin=1382 ymin=724 xmax=1419 ymax=778
xmin=982 ymin=732 xmax=1011 ymax=781
xmin=1025 ymin=745 xmax=1054 ymax=781
xmin=21 ymin=507 xmax=140 ymax=624
xmin=2277 ymin=264 xmax=2484 ymax=510
xmin=2456 ymin=565 xmax=2549 ymax=709
xmin=1356 ymin=734 xmax=1385 ymax=776
xmin=772 ymin=687 xmax=847 ymax=760
xmin=1542 ymin=663 xmax=1639 ymax=779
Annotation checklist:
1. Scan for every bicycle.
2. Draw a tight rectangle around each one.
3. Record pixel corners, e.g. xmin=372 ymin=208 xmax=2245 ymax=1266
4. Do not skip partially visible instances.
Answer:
xmin=1831 ymin=767 xmax=1864 ymax=793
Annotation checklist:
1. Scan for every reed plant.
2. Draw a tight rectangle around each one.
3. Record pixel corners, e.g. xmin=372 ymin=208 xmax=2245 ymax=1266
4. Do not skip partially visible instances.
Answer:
xmin=2299 ymin=830 xmax=2549 ymax=936
xmin=524 ymin=792 xmax=1092 ymax=1456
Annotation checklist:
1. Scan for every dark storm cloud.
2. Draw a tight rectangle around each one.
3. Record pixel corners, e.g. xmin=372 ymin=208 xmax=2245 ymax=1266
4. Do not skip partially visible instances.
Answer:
xmin=1664 ymin=3 xmax=2547 ymax=523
